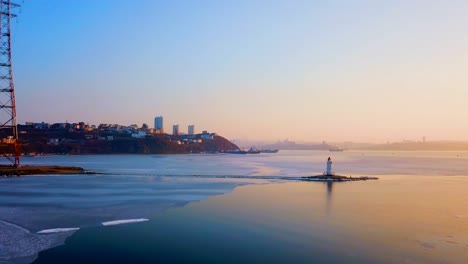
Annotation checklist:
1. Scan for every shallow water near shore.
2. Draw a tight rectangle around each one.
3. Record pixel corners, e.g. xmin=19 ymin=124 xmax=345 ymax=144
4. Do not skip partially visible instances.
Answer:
xmin=1 ymin=151 xmax=467 ymax=263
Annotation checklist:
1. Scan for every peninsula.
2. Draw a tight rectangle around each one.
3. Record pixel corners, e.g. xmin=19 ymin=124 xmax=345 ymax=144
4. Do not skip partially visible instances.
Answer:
xmin=0 ymin=122 xmax=240 ymax=176
xmin=0 ymin=122 xmax=239 ymax=155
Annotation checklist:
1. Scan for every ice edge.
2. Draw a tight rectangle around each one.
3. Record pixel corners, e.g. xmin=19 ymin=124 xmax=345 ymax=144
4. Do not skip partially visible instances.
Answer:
xmin=37 ymin=227 xmax=80 ymax=234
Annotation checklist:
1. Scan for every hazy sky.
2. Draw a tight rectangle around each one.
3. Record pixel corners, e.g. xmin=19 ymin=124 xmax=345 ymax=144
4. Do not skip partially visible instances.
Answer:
xmin=12 ymin=0 xmax=468 ymax=142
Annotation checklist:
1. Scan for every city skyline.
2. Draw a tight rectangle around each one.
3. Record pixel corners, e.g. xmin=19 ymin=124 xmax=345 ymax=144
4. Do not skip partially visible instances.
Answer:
xmin=19 ymin=119 xmax=445 ymax=146
xmin=12 ymin=0 xmax=468 ymax=142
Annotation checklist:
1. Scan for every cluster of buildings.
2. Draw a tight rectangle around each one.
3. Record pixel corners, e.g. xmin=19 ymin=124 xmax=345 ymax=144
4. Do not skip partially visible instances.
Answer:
xmin=154 ymin=116 xmax=197 ymax=137
xmin=16 ymin=116 xmax=215 ymax=143
xmin=22 ymin=121 xmax=150 ymax=137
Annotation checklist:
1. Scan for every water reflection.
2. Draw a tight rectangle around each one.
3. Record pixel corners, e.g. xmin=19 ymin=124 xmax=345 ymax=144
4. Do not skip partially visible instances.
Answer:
xmin=34 ymin=177 xmax=468 ymax=264
xmin=325 ymin=181 xmax=333 ymax=215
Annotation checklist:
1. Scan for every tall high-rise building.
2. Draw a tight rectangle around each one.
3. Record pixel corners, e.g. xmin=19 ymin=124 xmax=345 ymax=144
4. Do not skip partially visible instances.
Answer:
xmin=154 ymin=116 xmax=163 ymax=133
xmin=188 ymin=125 xmax=195 ymax=135
xmin=173 ymin=124 xmax=179 ymax=136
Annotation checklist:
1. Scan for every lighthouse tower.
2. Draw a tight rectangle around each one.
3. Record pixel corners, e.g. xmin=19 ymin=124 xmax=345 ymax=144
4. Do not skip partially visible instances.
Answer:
xmin=326 ymin=157 xmax=333 ymax=176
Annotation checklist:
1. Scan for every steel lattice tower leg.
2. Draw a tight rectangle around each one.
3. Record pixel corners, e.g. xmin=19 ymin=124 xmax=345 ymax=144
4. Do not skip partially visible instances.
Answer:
xmin=0 ymin=0 xmax=20 ymax=167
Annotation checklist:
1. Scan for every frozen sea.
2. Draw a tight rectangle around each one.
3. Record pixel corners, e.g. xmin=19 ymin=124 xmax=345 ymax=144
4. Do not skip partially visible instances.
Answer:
xmin=0 ymin=151 xmax=467 ymax=263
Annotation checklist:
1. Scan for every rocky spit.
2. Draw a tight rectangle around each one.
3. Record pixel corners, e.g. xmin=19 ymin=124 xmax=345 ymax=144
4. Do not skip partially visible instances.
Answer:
xmin=0 ymin=165 xmax=95 ymax=177
xmin=301 ymin=174 xmax=378 ymax=182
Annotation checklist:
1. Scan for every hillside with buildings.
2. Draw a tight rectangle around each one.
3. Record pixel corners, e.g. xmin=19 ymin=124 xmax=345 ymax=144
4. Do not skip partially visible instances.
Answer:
xmin=0 ymin=121 xmax=239 ymax=155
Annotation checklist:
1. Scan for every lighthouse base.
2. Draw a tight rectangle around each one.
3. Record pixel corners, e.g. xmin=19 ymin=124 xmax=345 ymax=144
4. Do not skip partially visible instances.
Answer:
xmin=302 ymin=174 xmax=378 ymax=182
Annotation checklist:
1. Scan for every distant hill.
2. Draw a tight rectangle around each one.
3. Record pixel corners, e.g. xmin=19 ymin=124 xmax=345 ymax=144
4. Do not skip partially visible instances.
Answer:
xmin=260 ymin=140 xmax=468 ymax=151
xmin=261 ymin=140 xmax=336 ymax=150
xmin=360 ymin=141 xmax=468 ymax=151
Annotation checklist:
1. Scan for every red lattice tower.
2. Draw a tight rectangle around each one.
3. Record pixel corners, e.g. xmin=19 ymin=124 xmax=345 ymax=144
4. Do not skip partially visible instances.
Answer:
xmin=0 ymin=0 xmax=20 ymax=167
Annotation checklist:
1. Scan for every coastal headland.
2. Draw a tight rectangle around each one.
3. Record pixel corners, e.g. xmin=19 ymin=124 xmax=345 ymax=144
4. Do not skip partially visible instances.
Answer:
xmin=0 ymin=123 xmax=239 ymax=155
xmin=0 ymin=123 xmax=241 ymax=176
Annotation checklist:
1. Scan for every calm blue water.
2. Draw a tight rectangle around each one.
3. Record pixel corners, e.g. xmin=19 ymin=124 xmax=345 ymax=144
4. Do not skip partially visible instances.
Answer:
xmin=1 ymin=151 xmax=467 ymax=263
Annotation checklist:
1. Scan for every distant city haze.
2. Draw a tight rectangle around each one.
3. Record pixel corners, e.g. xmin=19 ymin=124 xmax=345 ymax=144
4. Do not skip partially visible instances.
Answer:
xmin=13 ymin=0 xmax=468 ymax=142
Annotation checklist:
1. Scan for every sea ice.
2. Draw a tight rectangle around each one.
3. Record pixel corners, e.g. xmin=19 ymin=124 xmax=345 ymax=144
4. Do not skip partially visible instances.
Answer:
xmin=0 ymin=220 xmax=77 ymax=263
xmin=102 ymin=218 xmax=149 ymax=226
xmin=37 ymin=227 xmax=80 ymax=234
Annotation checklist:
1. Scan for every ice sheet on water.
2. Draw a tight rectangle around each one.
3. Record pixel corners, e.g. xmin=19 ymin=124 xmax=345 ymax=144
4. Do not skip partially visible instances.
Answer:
xmin=37 ymin=227 xmax=80 ymax=234
xmin=102 ymin=218 xmax=149 ymax=226
xmin=0 ymin=175 xmax=252 ymax=262
xmin=0 ymin=220 xmax=77 ymax=263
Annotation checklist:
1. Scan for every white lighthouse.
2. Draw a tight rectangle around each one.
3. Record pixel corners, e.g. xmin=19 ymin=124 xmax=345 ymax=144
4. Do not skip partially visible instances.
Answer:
xmin=326 ymin=157 xmax=333 ymax=176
